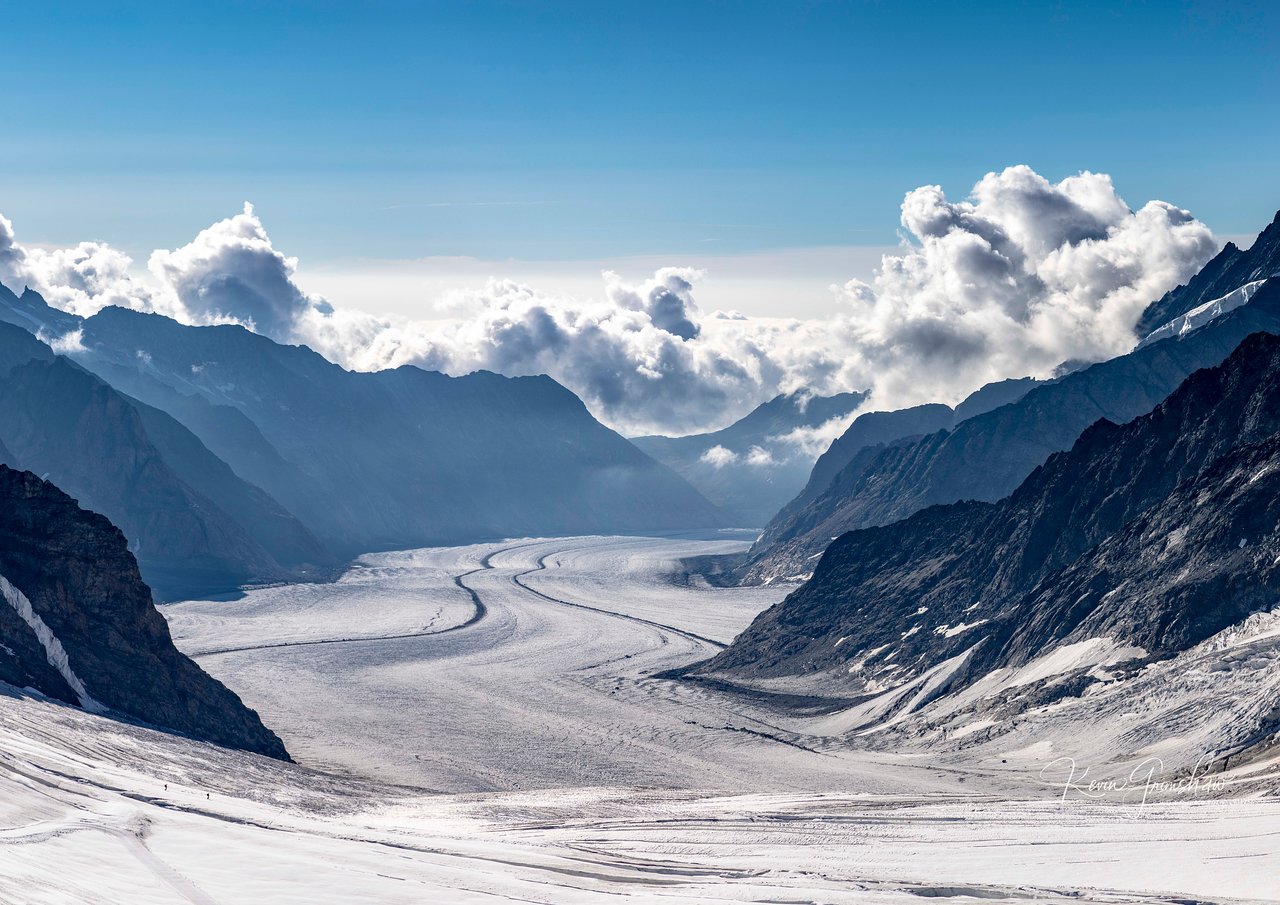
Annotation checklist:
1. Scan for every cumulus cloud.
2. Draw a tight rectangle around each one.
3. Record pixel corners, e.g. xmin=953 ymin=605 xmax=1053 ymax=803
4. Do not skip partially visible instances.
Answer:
xmin=767 ymin=413 xmax=861 ymax=460
xmin=26 ymin=242 xmax=173 ymax=318
xmin=0 ymin=213 xmax=23 ymax=292
xmin=744 ymin=446 xmax=775 ymax=467
xmin=293 ymin=166 xmax=1216 ymax=433
xmin=148 ymin=203 xmax=331 ymax=337
xmin=291 ymin=268 xmax=787 ymax=434
xmin=699 ymin=445 xmax=738 ymax=468
xmin=0 ymin=203 xmax=331 ymax=332
xmin=40 ymin=326 xmax=87 ymax=355
xmin=0 ymin=165 xmax=1220 ymax=436
xmin=0 ymin=213 xmax=173 ymax=317
xmin=825 ymin=166 xmax=1217 ymax=409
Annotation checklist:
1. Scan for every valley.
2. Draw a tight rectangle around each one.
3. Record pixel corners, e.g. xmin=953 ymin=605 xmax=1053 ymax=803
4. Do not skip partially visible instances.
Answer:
xmin=0 ymin=534 xmax=1275 ymax=904
xmin=164 ymin=534 xmax=900 ymax=793
xmin=4 ymin=6 xmax=1279 ymax=901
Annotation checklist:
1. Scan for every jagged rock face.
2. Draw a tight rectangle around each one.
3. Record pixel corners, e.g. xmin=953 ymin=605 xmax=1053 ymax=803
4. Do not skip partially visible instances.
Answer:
xmin=695 ymin=331 xmax=1280 ymax=703
xmin=0 ymin=283 xmax=80 ymax=336
xmin=631 ymin=391 xmax=866 ymax=526
xmin=752 ymin=403 xmax=957 ymax=568
xmin=0 ymin=465 xmax=288 ymax=759
xmin=740 ymin=279 xmax=1280 ymax=585
xmin=0 ymin=321 xmax=332 ymax=600
xmin=756 ymin=381 xmax=1043 ymax=548
xmin=1135 ymin=209 xmax=1280 ymax=336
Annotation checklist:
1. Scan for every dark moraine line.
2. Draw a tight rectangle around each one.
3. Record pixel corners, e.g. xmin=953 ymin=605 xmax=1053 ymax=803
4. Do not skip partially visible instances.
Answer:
xmin=187 ymin=543 xmax=536 ymax=658
xmin=511 ymin=552 xmax=726 ymax=650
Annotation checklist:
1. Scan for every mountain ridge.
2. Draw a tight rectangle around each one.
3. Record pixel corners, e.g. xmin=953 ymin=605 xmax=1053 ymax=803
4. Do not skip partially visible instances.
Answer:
xmin=686 ymin=330 xmax=1280 ymax=744
xmin=0 ymin=463 xmax=288 ymax=758
xmin=0 ymin=320 xmax=332 ymax=599
xmin=631 ymin=390 xmax=866 ymax=525
xmin=738 ymin=277 xmax=1280 ymax=585
xmin=0 ymin=286 xmax=728 ymax=580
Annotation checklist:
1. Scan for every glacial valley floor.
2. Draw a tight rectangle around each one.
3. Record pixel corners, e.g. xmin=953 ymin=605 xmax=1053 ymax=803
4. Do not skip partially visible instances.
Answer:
xmin=0 ymin=535 xmax=1276 ymax=903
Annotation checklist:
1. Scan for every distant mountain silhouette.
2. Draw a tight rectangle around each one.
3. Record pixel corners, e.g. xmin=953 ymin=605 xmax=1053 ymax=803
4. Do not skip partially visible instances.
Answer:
xmin=631 ymin=391 xmax=865 ymax=526
xmin=0 ymin=286 xmax=726 ymax=576
xmin=751 ymin=377 xmax=1045 ymax=571
xmin=0 ymin=320 xmax=330 ymax=599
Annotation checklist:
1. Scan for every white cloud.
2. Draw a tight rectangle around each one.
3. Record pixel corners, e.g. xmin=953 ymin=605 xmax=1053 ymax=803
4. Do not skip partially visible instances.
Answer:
xmin=744 ymin=446 xmax=776 ymax=467
xmin=698 ymin=443 xmax=780 ymax=471
xmin=767 ymin=413 xmax=861 ymax=460
xmin=291 ymin=270 xmax=788 ymax=434
xmin=40 ymin=327 xmax=86 ymax=355
xmin=0 ymin=212 xmax=174 ymax=318
xmin=25 ymin=241 xmax=173 ymax=318
xmin=699 ymin=445 xmax=738 ymax=468
xmin=0 ymin=165 xmax=1220 ymax=436
xmin=298 ymin=244 xmax=895 ymax=321
xmin=0 ymin=213 xmax=24 ymax=292
xmin=148 ymin=203 xmax=331 ymax=337
xmin=824 ymin=167 xmax=1217 ymax=410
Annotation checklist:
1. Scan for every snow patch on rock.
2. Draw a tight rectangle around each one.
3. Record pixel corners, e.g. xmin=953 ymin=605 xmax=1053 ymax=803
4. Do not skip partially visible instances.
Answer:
xmin=0 ymin=574 xmax=102 ymax=712
xmin=1138 ymin=279 xmax=1267 ymax=349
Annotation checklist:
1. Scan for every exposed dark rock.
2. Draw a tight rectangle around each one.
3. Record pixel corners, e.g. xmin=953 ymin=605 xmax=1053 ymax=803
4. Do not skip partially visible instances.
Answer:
xmin=0 ymin=465 xmax=288 ymax=759
xmin=693 ymin=331 xmax=1280 ymax=708
xmin=740 ymin=279 xmax=1280 ymax=584
xmin=1135 ymin=209 xmax=1280 ymax=336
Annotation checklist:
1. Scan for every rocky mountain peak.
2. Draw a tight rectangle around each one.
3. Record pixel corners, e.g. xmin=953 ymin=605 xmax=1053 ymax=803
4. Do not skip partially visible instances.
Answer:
xmin=0 ymin=464 xmax=288 ymax=759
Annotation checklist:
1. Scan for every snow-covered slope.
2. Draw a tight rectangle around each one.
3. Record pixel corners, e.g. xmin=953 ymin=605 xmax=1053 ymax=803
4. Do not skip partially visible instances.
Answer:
xmin=3 ymin=686 xmax=1278 ymax=905
xmin=1138 ymin=278 xmax=1267 ymax=347
xmin=1 ymin=536 xmax=1278 ymax=903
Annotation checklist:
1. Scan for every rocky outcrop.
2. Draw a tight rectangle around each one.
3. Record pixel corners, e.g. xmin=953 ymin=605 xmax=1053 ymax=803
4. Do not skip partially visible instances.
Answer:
xmin=631 ymin=391 xmax=866 ymax=526
xmin=0 ymin=465 xmax=288 ymax=758
xmin=739 ymin=278 xmax=1280 ymax=585
xmin=691 ymin=331 xmax=1280 ymax=710
xmin=1135 ymin=209 xmax=1280 ymax=336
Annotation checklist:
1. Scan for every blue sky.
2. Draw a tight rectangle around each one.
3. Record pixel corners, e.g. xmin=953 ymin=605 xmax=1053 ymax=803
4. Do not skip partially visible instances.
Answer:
xmin=2 ymin=0 xmax=1278 ymax=316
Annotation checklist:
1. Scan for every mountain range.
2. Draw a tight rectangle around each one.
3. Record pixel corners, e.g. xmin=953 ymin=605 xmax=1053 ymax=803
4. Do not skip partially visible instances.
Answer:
xmin=0 ymin=283 xmax=727 ymax=598
xmin=685 ymin=328 xmax=1280 ymax=759
xmin=0 ymin=316 xmax=330 ymax=600
xmin=3 ymin=204 xmax=1280 ymax=772
xmin=631 ymin=390 xmax=866 ymax=526
xmin=736 ymin=212 xmax=1280 ymax=586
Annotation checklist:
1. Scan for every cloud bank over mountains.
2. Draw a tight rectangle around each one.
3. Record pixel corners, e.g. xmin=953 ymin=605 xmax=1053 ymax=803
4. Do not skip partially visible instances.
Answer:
xmin=0 ymin=166 xmax=1218 ymax=435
